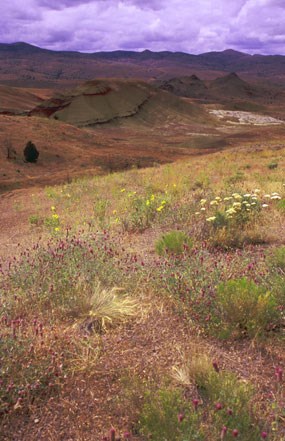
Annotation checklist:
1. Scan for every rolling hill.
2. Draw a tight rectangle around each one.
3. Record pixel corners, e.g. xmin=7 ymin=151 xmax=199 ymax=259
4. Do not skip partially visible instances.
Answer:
xmin=29 ymin=79 xmax=210 ymax=127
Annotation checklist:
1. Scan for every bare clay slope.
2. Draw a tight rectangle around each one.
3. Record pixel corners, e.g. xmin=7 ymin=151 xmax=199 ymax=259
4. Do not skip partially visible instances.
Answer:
xmin=0 ymin=85 xmax=50 ymax=113
xmin=30 ymin=79 xmax=210 ymax=127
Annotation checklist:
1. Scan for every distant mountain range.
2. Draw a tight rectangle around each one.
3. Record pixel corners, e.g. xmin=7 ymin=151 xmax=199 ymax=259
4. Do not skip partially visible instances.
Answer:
xmin=1 ymin=42 xmax=285 ymax=88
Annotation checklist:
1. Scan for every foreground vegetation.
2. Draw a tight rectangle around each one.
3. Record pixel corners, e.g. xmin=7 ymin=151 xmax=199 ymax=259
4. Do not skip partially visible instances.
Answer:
xmin=0 ymin=145 xmax=284 ymax=440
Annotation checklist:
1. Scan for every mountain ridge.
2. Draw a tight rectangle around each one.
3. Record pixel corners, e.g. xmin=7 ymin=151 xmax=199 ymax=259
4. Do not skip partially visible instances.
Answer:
xmin=1 ymin=42 xmax=285 ymax=87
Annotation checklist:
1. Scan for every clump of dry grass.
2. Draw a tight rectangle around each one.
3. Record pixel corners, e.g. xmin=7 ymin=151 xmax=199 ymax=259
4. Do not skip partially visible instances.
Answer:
xmin=78 ymin=283 xmax=138 ymax=334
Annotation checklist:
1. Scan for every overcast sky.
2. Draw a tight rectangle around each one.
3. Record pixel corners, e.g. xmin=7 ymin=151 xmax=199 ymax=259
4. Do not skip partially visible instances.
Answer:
xmin=0 ymin=0 xmax=284 ymax=54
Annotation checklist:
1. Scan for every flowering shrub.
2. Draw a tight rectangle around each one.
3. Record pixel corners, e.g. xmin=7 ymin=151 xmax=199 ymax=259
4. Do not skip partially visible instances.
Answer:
xmin=139 ymin=360 xmax=262 ymax=441
xmin=172 ymin=353 xmax=261 ymax=441
xmin=44 ymin=206 xmax=61 ymax=233
xmin=120 ymin=190 xmax=170 ymax=232
xmin=0 ymin=318 xmax=76 ymax=416
xmin=196 ymin=190 xmax=282 ymax=247
xmin=139 ymin=387 xmax=203 ymax=441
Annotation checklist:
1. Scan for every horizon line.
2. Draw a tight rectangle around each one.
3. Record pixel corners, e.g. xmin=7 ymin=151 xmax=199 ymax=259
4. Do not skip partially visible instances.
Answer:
xmin=1 ymin=41 xmax=284 ymax=57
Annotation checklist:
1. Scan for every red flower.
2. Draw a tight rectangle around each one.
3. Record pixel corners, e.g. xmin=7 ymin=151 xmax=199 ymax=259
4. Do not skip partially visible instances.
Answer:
xmin=178 ymin=412 xmax=185 ymax=422
xmin=213 ymin=361 xmax=220 ymax=373
xmin=192 ymin=399 xmax=199 ymax=410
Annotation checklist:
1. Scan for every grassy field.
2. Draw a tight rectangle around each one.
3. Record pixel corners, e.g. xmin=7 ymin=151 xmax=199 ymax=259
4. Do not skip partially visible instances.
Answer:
xmin=0 ymin=143 xmax=284 ymax=440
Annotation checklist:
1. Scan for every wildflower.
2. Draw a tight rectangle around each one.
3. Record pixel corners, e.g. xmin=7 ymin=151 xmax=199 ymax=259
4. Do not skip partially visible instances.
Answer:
xmin=51 ymin=206 xmax=56 ymax=211
xmin=120 ymin=188 xmax=126 ymax=192
xmin=192 ymin=399 xmax=199 ymax=410
xmin=206 ymin=216 xmax=216 ymax=222
xmin=123 ymin=432 xmax=131 ymax=439
xmin=215 ymin=196 xmax=222 ymax=201
xmin=178 ymin=413 xmax=185 ymax=423
xmin=212 ymin=361 xmax=219 ymax=373
xmin=110 ymin=427 xmax=116 ymax=441
xmin=224 ymin=196 xmax=233 ymax=201
xmin=264 ymin=194 xmax=271 ymax=198
xmin=275 ymin=367 xmax=283 ymax=382
xmin=54 ymin=227 xmax=60 ymax=232
xmin=200 ymin=199 xmax=207 ymax=205
xmin=261 ymin=432 xmax=268 ymax=439
xmin=232 ymin=202 xmax=241 ymax=208
xmin=112 ymin=210 xmax=117 ymax=214
xmin=156 ymin=206 xmax=164 ymax=212
xmin=161 ymin=200 xmax=167 ymax=205
xmin=150 ymin=194 xmax=155 ymax=201
xmin=254 ymin=189 xmax=261 ymax=193
xmin=232 ymin=193 xmax=242 ymax=200
xmin=215 ymin=402 xmax=223 ymax=411
xmin=195 ymin=212 xmax=200 ymax=215
xmin=271 ymin=195 xmax=281 ymax=200
xmin=243 ymin=193 xmax=251 ymax=198
xmin=221 ymin=426 xmax=227 ymax=440
xmin=210 ymin=200 xmax=219 ymax=206
xmin=200 ymin=207 xmax=206 ymax=211
xmin=52 ymin=214 xmax=59 ymax=219
xmin=251 ymin=202 xmax=257 ymax=206
xmin=232 ymin=429 xmax=239 ymax=437
xmin=262 ymin=204 xmax=269 ymax=208
xmin=146 ymin=200 xmax=150 ymax=206
xmin=227 ymin=408 xmax=233 ymax=416
xmin=226 ymin=208 xmax=236 ymax=215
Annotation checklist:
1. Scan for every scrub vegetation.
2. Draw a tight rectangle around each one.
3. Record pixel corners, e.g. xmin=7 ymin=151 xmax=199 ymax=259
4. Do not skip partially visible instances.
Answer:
xmin=0 ymin=145 xmax=284 ymax=440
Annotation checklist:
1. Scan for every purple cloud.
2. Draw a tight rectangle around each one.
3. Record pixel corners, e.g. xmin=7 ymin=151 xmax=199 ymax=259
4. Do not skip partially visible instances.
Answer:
xmin=0 ymin=0 xmax=284 ymax=54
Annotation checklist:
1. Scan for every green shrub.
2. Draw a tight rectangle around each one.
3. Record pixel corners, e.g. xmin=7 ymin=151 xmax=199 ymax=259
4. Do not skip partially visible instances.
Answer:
xmin=29 ymin=214 xmax=41 ymax=226
xmin=155 ymin=231 xmax=193 ymax=255
xmin=266 ymin=246 xmax=285 ymax=273
xmin=173 ymin=353 xmax=260 ymax=441
xmin=268 ymin=162 xmax=278 ymax=169
xmin=277 ymin=199 xmax=285 ymax=212
xmin=139 ymin=387 xmax=203 ymax=441
xmin=215 ymin=278 xmax=279 ymax=338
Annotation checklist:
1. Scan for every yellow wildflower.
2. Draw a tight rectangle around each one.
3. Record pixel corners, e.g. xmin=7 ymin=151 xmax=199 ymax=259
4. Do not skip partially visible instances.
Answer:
xmin=206 ymin=216 xmax=216 ymax=222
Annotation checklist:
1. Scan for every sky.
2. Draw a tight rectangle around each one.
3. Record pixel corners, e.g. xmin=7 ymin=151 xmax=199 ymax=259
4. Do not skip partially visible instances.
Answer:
xmin=0 ymin=0 xmax=284 ymax=55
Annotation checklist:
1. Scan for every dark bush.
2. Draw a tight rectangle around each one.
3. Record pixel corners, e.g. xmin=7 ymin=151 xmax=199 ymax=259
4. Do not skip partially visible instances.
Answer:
xmin=24 ymin=141 xmax=39 ymax=163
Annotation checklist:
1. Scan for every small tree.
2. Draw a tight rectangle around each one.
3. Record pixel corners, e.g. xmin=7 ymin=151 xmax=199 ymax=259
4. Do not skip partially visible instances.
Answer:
xmin=4 ymin=138 xmax=16 ymax=160
xmin=24 ymin=141 xmax=39 ymax=163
